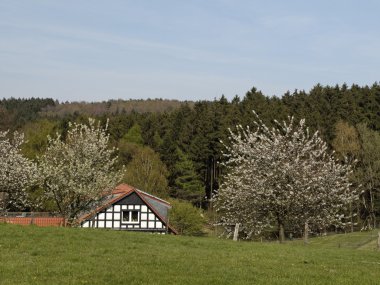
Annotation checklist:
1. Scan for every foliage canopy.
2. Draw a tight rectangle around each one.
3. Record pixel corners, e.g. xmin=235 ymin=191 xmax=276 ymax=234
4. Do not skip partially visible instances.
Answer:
xmin=215 ymin=113 xmax=357 ymax=242
xmin=39 ymin=118 xmax=123 ymax=224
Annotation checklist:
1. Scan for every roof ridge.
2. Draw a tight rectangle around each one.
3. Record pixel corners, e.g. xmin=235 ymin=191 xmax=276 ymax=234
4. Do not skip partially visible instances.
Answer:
xmin=135 ymin=189 xmax=170 ymax=205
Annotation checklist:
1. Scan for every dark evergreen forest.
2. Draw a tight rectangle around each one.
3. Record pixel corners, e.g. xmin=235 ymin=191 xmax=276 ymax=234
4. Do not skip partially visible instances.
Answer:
xmin=1 ymin=83 xmax=380 ymax=229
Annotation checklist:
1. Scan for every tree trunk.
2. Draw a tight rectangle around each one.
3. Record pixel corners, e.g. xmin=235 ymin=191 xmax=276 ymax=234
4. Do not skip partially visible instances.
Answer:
xmin=0 ymin=192 xmax=8 ymax=217
xmin=279 ymin=222 xmax=285 ymax=243
xmin=349 ymin=202 xmax=354 ymax=233
xmin=304 ymin=221 xmax=309 ymax=244
xmin=370 ymin=189 xmax=376 ymax=229
xmin=233 ymin=223 xmax=240 ymax=241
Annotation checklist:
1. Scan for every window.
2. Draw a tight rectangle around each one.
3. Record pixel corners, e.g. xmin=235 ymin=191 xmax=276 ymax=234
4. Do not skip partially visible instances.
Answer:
xmin=122 ymin=210 xmax=140 ymax=223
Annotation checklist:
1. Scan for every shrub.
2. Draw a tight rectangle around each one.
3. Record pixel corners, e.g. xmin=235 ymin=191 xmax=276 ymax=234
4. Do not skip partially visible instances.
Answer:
xmin=169 ymin=199 xmax=205 ymax=236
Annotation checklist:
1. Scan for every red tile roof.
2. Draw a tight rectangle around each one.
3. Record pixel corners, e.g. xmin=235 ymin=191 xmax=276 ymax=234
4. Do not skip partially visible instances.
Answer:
xmin=111 ymin=183 xmax=135 ymax=194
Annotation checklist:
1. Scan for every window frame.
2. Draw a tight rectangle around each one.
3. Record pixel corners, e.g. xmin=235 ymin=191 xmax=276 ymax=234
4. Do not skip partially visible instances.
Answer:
xmin=121 ymin=210 xmax=140 ymax=224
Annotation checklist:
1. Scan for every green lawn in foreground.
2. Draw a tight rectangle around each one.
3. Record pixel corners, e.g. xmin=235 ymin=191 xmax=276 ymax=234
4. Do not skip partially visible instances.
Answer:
xmin=0 ymin=224 xmax=379 ymax=285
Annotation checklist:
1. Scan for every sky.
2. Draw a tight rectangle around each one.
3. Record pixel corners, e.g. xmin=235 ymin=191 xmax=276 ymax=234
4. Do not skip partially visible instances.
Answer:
xmin=1 ymin=0 xmax=380 ymax=102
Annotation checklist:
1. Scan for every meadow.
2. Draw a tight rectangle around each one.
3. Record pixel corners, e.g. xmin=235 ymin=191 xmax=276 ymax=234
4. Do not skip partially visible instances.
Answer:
xmin=0 ymin=224 xmax=379 ymax=285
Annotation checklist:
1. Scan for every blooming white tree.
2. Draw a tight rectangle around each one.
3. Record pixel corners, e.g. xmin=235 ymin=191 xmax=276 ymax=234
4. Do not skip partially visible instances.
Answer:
xmin=0 ymin=131 xmax=37 ymax=212
xmin=214 ymin=113 xmax=357 ymax=243
xmin=39 ymin=119 xmax=124 ymax=225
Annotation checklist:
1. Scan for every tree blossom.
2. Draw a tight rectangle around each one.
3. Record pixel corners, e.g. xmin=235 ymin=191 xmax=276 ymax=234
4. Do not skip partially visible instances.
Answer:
xmin=214 ymin=112 xmax=357 ymax=242
xmin=39 ymin=119 xmax=124 ymax=225
xmin=0 ymin=131 xmax=37 ymax=212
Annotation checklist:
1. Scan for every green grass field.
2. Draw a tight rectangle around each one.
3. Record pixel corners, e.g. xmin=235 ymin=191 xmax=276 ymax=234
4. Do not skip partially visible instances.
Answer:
xmin=0 ymin=224 xmax=379 ymax=285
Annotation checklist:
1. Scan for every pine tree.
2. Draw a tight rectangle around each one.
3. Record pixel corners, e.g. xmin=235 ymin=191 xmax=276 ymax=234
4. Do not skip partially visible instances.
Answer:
xmin=355 ymin=124 xmax=380 ymax=229
xmin=173 ymin=149 xmax=204 ymax=205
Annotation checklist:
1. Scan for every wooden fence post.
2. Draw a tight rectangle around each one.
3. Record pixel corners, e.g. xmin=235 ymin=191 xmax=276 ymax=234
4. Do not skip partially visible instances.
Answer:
xmin=304 ymin=222 xmax=309 ymax=245
xmin=31 ymin=212 xmax=35 ymax=225
xmin=233 ymin=223 xmax=240 ymax=241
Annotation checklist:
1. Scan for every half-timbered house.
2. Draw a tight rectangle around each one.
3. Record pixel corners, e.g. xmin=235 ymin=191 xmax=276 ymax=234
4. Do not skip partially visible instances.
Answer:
xmin=78 ymin=184 xmax=177 ymax=234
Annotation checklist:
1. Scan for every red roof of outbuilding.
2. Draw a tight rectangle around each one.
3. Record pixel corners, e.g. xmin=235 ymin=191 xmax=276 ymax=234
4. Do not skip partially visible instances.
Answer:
xmin=111 ymin=183 xmax=135 ymax=194
xmin=0 ymin=217 xmax=64 ymax=227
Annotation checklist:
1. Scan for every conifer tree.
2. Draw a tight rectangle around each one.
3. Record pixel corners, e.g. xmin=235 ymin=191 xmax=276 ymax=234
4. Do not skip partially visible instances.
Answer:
xmin=173 ymin=149 xmax=204 ymax=205
xmin=355 ymin=124 xmax=380 ymax=229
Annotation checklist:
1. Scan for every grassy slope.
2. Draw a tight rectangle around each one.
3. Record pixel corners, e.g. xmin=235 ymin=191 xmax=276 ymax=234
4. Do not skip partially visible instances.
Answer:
xmin=298 ymin=231 xmax=379 ymax=250
xmin=0 ymin=224 xmax=379 ymax=285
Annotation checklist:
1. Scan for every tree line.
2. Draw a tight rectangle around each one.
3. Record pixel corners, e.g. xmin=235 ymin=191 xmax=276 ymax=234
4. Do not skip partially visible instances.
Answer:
xmin=1 ymin=83 xmax=380 ymax=233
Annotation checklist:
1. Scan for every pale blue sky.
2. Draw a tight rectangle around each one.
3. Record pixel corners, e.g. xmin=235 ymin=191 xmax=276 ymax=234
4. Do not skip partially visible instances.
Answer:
xmin=1 ymin=1 xmax=379 ymax=102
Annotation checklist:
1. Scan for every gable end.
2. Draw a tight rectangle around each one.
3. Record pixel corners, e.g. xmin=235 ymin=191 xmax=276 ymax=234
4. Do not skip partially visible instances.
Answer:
xmin=115 ymin=192 xmax=144 ymax=205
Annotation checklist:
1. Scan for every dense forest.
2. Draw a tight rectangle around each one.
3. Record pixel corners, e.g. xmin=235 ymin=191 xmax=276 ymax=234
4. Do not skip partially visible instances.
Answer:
xmin=1 ymin=83 xmax=380 ymax=229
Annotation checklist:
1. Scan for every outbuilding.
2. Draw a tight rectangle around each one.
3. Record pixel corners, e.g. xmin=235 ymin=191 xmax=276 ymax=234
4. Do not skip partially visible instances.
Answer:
xmin=79 ymin=184 xmax=177 ymax=234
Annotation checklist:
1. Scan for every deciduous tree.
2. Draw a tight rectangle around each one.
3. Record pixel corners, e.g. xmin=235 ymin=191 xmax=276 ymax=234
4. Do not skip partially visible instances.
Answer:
xmin=39 ymin=119 xmax=123 ymax=225
xmin=0 ymin=131 xmax=37 ymax=212
xmin=215 ymin=113 xmax=357 ymax=242
xmin=332 ymin=120 xmax=360 ymax=160
xmin=124 ymin=146 xmax=169 ymax=198
xmin=169 ymin=199 xmax=205 ymax=236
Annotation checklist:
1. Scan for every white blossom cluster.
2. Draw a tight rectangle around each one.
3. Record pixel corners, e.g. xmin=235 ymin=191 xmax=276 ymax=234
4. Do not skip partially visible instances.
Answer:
xmin=0 ymin=131 xmax=37 ymax=211
xmin=39 ymin=119 xmax=124 ymax=224
xmin=214 ymin=112 xmax=357 ymax=239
